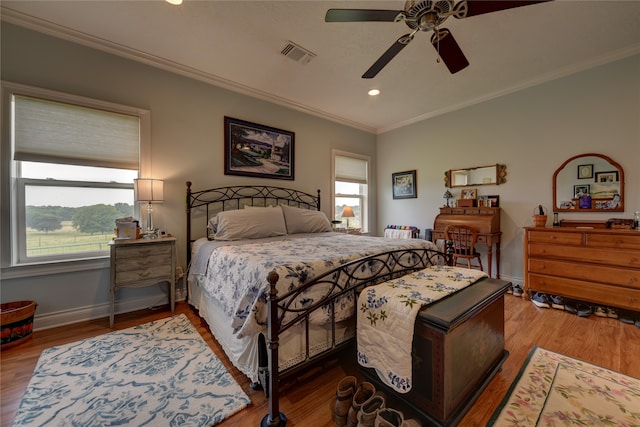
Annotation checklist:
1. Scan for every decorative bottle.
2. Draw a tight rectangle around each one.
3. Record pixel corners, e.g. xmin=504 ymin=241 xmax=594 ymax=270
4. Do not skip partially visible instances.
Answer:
xmin=634 ymin=211 xmax=640 ymax=230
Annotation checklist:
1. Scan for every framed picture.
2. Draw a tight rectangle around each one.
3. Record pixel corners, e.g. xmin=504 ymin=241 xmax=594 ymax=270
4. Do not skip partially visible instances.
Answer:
xmin=392 ymin=170 xmax=417 ymax=199
xmin=577 ymin=164 xmax=593 ymax=179
xmin=224 ymin=116 xmax=294 ymax=180
xmin=486 ymin=195 xmax=500 ymax=207
xmin=461 ymin=188 xmax=477 ymax=200
xmin=574 ymin=184 xmax=590 ymax=198
xmin=594 ymin=171 xmax=619 ymax=183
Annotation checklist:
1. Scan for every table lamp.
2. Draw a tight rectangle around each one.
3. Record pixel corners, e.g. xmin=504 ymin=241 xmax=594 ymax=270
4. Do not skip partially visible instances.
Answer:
xmin=134 ymin=178 xmax=164 ymax=235
xmin=341 ymin=206 xmax=355 ymax=229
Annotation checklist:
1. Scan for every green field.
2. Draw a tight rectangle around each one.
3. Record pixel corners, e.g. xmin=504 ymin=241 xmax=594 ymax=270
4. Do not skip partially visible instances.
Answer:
xmin=27 ymin=221 xmax=113 ymax=256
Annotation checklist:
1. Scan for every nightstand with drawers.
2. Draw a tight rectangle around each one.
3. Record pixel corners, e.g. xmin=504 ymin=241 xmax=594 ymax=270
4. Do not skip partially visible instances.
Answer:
xmin=109 ymin=237 xmax=176 ymax=327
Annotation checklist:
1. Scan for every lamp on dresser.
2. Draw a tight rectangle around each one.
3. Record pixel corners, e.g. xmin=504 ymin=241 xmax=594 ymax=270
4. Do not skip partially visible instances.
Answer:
xmin=134 ymin=178 xmax=164 ymax=236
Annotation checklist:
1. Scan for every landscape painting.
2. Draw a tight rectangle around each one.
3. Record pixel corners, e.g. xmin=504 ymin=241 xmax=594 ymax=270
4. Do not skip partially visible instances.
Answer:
xmin=224 ymin=116 xmax=294 ymax=180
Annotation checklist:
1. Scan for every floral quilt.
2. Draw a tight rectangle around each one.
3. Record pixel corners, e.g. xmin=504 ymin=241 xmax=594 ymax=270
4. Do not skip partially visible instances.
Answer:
xmin=356 ymin=265 xmax=487 ymax=393
xmin=189 ymin=233 xmax=437 ymax=338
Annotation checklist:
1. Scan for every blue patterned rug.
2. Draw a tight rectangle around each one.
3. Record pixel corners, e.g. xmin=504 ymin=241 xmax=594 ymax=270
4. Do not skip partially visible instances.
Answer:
xmin=12 ymin=314 xmax=251 ymax=426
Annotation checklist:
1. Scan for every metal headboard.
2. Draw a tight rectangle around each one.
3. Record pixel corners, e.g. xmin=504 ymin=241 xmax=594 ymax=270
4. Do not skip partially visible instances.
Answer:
xmin=185 ymin=181 xmax=321 ymax=266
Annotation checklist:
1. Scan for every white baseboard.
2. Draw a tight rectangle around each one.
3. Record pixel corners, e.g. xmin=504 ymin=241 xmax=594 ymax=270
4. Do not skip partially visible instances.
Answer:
xmin=34 ymin=288 xmax=187 ymax=331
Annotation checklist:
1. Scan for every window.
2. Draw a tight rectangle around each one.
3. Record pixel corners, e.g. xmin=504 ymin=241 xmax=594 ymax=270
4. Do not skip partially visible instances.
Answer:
xmin=1 ymin=82 xmax=150 ymax=267
xmin=333 ymin=150 xmax=369 ymax=233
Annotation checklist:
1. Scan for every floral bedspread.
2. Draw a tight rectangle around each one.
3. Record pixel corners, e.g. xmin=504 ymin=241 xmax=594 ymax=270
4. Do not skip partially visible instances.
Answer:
xmin=357 ymin=266 xmax=487 ymax=393
xmin=189 ymin=233 xmax=437 ymax=338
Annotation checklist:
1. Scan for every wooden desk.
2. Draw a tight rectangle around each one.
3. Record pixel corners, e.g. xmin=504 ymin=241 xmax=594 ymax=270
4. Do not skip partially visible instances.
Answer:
xmin=433 ymin=207 xmax=502 ymax=278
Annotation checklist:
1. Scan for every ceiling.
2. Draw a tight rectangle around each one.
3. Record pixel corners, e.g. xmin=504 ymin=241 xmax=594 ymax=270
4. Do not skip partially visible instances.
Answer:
xmin=2 ymin=1 xmax=639 ymax=134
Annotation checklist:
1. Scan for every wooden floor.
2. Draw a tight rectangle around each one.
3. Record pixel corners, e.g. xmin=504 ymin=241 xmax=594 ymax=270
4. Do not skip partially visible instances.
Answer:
xmin=2 ymin=296 xmax=639 ymax=427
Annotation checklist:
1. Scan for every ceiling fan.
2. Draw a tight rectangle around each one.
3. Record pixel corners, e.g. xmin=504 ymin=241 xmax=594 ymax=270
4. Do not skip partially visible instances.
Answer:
xmin=325 ymin=0 xmax=550 ymax=78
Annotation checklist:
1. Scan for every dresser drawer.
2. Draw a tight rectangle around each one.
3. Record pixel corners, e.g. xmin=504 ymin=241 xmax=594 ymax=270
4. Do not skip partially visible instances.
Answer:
xmin=115 ymin=243 xmax=172 ymax=259
xmin=585 ymin=233 xmax=640 ymax=251
xmin=115 ymin=264 xmax=173 ymax=285
xmin=527 ymin=273 xmax=640 ymax=310
xmin=528 ymin=258 xmax=640 ymax=289
xmin=527 ymin=230 xmax=583 ymax=246
xmin=528 ymin=243 xmax=640 ymax=269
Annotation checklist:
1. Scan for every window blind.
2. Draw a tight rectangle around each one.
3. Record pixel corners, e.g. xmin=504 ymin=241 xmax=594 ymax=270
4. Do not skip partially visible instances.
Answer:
xmin=13 ymin=95 xmax=140 ymax=170
xmin=335 ymin=155 xmax=367 ymax=184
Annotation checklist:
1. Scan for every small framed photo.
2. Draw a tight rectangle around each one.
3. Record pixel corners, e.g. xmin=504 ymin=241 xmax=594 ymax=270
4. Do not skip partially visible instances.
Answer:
xmin=577 ymin=164 xmax=593 ymax=179
xmin=461 ymin=188 xmax=477 ymax=200
xmin=573 ymin=184 xmax=590 ymax=198
xmin=392 ymin=170 xmax=417 ymax=199
xmin=594 ymin=171 xmax=619 ymax=183
xmin=486 ymin=195 xmax=500 ymax=208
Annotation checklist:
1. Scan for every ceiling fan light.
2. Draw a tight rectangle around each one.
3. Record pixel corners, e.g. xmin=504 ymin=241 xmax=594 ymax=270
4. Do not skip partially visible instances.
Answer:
xmin=166 ymin=0 xmax=183 ymax=5
xmin=368 ymin=89 xmax=380 ymax=96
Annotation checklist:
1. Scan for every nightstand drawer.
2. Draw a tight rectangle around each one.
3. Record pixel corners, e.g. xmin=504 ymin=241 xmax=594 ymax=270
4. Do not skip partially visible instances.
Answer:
xmin=114 ymin=243 xmax=172 ymax=259
xmin=115 ymin=264 xmax=173 ymax=284
xmin=115 ymin=254 xmax=172 ymax=272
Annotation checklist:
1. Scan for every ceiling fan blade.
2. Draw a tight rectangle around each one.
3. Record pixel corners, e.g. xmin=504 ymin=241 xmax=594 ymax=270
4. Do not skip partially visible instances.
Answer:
xmin=362 ymin=34 xmax=413 ymax=79
xmin=430 ymin=29 xmax=469 ymax=74
xmin=461 ymin=1 xmax=551 ymax=18
xmin=325 ymin=9 xmax=404 ymax=23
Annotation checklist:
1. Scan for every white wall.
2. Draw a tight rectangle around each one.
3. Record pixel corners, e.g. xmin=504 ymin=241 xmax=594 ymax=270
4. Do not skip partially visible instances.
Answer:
xmin=0 ymin=23 xmax=377 ymax=328
xmin=376 ymin=54 xmax=640 ymax=285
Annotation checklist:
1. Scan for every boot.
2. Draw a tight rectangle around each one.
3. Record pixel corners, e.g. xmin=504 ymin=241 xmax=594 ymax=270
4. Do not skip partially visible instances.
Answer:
xmin=356 ymin=395 xmax=385 ymax=427
xmin=334 ymin=376 xmax=357 ymax=427
xmin=347 ymin=382 xmax=376 ymax=427
xmin=375 ymin=408 xmax=404 ymax=427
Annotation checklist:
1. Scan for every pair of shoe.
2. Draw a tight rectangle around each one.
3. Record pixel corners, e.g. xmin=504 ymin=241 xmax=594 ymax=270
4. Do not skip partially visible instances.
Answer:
xmin=511 ymin=284 xmax=524 ymax=297
xmin=334 ymin=377 xmax=384 ymax=427
xmin=563 ymin=300 xmax=591 ymax=317
xmin=333 ymin=376 xmax=421 ymax=427
xmin=531 ymin=292 xmax=550 ymax=308
xmin=594 ymin=306 xmax=619 ymax=318
xmin=549 ymin=295 xmax=564 ymax=310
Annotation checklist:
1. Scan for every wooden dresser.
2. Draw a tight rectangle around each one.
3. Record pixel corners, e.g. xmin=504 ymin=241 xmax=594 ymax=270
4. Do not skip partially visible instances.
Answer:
xmin=433 ymin=207 xmax=501 ymax=278
xmin=523 ymin=227 xmax=640 ymax=310
xmin=109 ymin=237 xmax=176 ymax=327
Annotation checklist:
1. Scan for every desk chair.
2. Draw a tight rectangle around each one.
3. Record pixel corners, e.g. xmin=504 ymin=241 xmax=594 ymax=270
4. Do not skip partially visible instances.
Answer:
xmin=444 ymin=224 xmax=484 ymax=271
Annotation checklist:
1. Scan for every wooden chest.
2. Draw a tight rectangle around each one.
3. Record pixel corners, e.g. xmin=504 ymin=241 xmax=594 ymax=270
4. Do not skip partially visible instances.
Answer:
xmin=360 ymin=277 xmax=510 ymax=427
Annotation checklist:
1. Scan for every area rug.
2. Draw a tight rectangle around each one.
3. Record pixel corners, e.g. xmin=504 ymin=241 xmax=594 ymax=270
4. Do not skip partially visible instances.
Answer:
xmin=488 ymin=346 xmax=640 ymax=426
xmin=12 ymin=314 xmax=251 ymax=426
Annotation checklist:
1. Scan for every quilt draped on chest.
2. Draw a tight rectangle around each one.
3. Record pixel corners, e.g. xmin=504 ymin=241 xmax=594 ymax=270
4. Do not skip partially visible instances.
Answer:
xmin=356 ymin=266 xmax=487 ymax=393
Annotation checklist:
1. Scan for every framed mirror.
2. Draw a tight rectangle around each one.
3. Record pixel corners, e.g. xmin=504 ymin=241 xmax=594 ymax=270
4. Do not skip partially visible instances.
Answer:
xmin=553 ymin=153 xmax=624 ymax=212
xmin=445 ymin=164 xmax=507 ymax=188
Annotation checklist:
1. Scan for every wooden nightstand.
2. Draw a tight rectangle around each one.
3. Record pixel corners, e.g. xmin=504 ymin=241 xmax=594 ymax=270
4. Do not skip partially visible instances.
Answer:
xmin=109 ymin=237 xmax=176 ymax=327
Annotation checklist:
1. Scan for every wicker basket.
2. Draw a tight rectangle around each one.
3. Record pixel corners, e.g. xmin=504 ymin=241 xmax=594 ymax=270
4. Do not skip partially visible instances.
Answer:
xmin=532 ymin=215 xmax=547 ymax=227
xmin=1 ymin=300 xmax=37 ymax=349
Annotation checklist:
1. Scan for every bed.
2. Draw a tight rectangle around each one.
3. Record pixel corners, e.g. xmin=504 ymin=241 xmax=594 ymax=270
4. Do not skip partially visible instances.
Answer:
xmin=185 ymin=183 xmax=448 ymax=425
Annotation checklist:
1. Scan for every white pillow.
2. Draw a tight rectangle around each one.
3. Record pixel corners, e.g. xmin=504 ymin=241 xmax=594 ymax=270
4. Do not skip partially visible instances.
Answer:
xmin=281 ymin=205 xmax=332 ymax=234
xmin=214 ymin=206 xmax=287 ymax=241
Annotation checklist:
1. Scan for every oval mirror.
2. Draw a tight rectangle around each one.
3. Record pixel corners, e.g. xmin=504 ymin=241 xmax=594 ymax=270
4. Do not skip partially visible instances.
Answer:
xmin=553 ymin=153 xmax=624 ymax=212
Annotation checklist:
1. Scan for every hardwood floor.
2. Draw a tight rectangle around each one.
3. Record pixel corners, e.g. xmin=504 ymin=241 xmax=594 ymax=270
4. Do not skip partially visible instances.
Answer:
xmin=2 ymin=296 xmax=639 ymax=427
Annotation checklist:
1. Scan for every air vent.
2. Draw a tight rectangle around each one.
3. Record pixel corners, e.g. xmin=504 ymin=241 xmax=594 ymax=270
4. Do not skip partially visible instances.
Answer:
xmin=281 ymin=41 xmax=316 ymax=65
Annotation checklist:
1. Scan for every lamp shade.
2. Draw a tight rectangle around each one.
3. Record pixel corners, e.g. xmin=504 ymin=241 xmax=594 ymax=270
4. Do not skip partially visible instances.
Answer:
xmin=134 ymin=178 xmax=164 ymax=202
xmin=443 ymin=190 xmax=453 ymax=199
xmin=341 ymin=206 xmax=355 ymax=218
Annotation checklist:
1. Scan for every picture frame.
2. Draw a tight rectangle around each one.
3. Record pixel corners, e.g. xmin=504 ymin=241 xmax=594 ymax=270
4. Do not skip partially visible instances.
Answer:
xmin=594 ymin=171 xmax=619 ymax=183
xmin=392 ymin=170 xmax=417 ymax=199
xmin=224 ymin=116 xmax=294 ymax=180
xmin=577 ymin=164 xmax=593 ymax=179
xmin=461 ymin=188 xmax=477 ymax=200
xmin=573 ymin=184 xmax=590 ymax=198
xmin=486 ymin=195 xmax=500 ymax=208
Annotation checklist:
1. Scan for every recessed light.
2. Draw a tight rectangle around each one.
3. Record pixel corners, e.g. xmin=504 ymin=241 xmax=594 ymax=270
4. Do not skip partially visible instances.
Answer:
xmin=166 ymin=0 xmax=183 ymax=5
xmin=368 ymin=89 xmax=380 ymax=96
